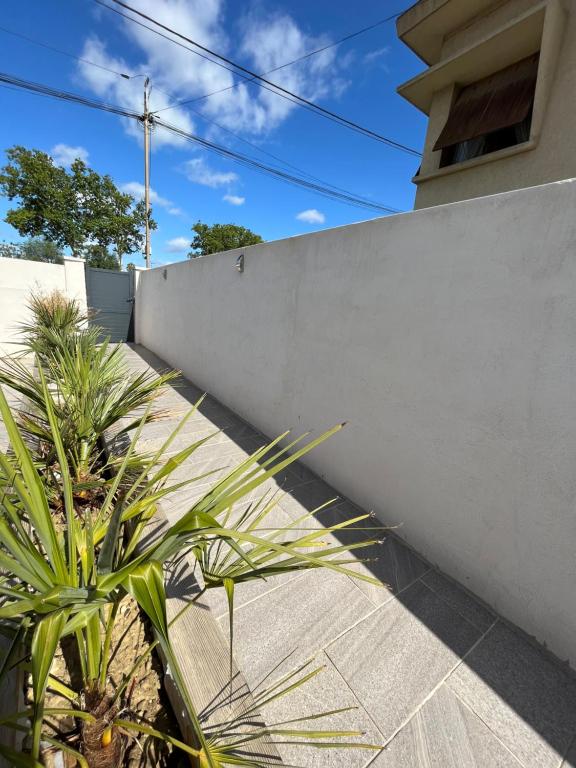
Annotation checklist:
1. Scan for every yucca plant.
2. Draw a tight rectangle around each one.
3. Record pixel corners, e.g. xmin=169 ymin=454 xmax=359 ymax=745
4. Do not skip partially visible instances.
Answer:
xmin=0 ymin=376 xmax=383 ymax=767
xmin=0 ymin=328 xmax=178 ymax=485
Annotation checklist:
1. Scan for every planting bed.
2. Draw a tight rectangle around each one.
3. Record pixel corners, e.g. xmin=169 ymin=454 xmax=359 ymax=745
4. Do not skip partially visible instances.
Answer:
xmin=36 ymin=597 xmax=184 ymax=768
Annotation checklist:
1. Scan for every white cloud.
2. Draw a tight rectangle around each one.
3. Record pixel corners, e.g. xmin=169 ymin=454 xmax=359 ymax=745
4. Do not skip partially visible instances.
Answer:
xmin=223 ymin=194 xmax=245 ymax=206
xmin=77 ymin=1 xmax=350 ymax=141
xmin=77 ymin=37 xmax=194 ymax=149
xmin=221 ymin=12 xmax=344 ymax=133
xmin=165 ymin=236 xmax=190 ymax=253
xmin=364 ymin=47 xmax=390 ymax=67
xmin=51 ymin=144 xmax=89 ymax=167
xmin=184 ymin=158 xmax=238 ymax=188
xmin=120 ymin=181 xmax=181 ymax=214
xmin=296 ymin=208 xmax=325 ymax=224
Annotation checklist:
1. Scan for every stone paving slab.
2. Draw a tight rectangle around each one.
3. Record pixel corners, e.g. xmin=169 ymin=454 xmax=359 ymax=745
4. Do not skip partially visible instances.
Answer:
xmin=420 ymin=570 xmax=496 ymax=634
xmin=218 ymin=568 xmax=375 ymax=688
xmin=447 ymin=623 xmax=576 ymax=768
xmin=260 ymin=651 xmax=385 ymax=768
xmin=562 ymin=741 xmax=576 ymax=767
xmin=372 ymin=684 xmax=524 ymax=768
xmin=117 ymin=344 xmax=576 ymax=768
xmin=325 ymin=580 xmax=487 ymax=742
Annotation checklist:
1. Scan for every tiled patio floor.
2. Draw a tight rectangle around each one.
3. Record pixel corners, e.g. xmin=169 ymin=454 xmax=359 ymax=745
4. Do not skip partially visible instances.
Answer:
xmin=58 ymin=345 xmax=576 ymax=766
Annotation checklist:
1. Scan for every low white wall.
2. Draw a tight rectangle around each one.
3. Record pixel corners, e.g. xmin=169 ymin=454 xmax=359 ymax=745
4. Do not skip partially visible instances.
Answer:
xmin=136 ymin=178 xmax=576 ymax=665
xmin=0 ymin=256 xmax=87 ymax=351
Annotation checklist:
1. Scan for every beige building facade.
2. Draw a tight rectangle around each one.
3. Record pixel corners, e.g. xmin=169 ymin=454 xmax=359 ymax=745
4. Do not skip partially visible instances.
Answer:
xmin=397 ymin=0 xmax=574 ymax=208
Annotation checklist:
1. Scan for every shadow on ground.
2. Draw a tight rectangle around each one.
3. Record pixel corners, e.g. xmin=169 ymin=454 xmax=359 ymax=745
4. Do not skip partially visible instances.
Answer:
xmin=125 ymin=343 xmax=576 ymax=768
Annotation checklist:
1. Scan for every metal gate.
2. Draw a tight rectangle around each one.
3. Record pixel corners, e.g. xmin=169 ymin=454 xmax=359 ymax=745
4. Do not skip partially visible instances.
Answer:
xmin=85 ymin=267 xmax=134 ymax=342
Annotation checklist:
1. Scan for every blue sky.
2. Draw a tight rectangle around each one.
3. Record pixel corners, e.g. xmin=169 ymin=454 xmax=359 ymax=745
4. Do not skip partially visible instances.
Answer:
xmin=0 ymin=0 xmax=426 ymax=266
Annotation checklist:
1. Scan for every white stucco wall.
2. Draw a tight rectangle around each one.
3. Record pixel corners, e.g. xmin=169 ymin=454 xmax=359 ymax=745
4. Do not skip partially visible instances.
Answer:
xmin=0 ymin=256 xmax=87 ymax=352
xmin=136 ymin=178 xmax=576 ymax=665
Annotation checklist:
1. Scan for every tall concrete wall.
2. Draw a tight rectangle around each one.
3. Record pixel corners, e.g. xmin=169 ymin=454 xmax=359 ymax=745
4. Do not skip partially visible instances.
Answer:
xmin=136 ymin=178 xmax=576 ymax=665
xmin=0 ymin=256 xmax=87 ymax=351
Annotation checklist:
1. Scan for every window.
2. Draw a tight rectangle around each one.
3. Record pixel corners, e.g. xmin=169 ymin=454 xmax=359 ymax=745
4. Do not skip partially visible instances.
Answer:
xmin=434 ymin=54 xmax=539 ymax=168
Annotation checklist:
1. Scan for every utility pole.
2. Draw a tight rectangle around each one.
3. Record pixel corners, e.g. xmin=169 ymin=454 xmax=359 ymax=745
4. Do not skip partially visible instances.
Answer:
xmin=143 ymin=76 xmax=151 ymax=269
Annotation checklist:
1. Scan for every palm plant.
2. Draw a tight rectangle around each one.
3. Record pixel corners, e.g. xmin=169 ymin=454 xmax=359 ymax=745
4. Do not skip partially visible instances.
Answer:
xmin=0 ymin=329 xmax=178 ymax=484
xmin=0 ymin=378 xmax=382 ymax=767
xmin=20 ymin=291 xmax=88 ymax=354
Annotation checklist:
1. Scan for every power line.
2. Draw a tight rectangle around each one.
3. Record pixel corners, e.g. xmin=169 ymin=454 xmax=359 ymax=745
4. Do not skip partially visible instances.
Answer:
xmin=0 ymin=23 xmax=132 ymax=79
xmin=0 ymin=71 xmax=140 ymax=118
xmin=157 ymin=10 xmax=403 ymax=113
xmin=91 ymin=0 xmax=416 ymax=157
xmin=157 ymin=81 xmax=396 ymax=205
xmin=90 ymin=0 xmax=337 ymax=127
xmin=0 ymin=23 xmax=178 ymax=106
xmin=91 ymin=0 xmax=258 ymax=84
xmin=0 ymin=82 xmax=68 ymax=103
xmin=0 ymin=69 xmax=401 ymax=214
xmin=184 ymin=105 xmax=385 ymax=201
xmin=103 ymin=0 xmax=418 ymax=155
xmin=93 ymin=0 xmax=420 ymax=157
xmin=155 ymin=118 xmax=400 ymax=214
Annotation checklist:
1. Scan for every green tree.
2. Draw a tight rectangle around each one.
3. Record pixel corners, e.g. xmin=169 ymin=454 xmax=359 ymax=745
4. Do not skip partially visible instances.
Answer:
xmin=0 ymin=146 xmax=155 ymax=268
xmin=0 ymin=242 xmax=20 ymax=259
xmin=84 ymin=244 xmax=120 ymax=271
xmin=188 ymin=221 xmax=263 ymax=257
xmin=21 ymin=237 xmax=64 ymax=264
xmin=0 ymin=238 xmax=63 ymax=263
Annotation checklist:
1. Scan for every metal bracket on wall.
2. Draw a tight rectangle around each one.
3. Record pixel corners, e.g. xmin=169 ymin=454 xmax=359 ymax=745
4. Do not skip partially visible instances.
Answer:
xmin=236 ymin=253 xmax=244 ymax=273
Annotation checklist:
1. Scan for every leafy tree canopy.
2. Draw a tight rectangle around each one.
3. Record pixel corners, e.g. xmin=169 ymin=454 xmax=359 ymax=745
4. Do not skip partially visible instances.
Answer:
xmin=84 ymin=244 xmax=120 ymax=271
xmin=0 ymin=237 xmax=63 ymax=264
xmin=0 ymin=242 xmax=20 ymax=260
xmin=0 ymin=146 xmax=156 ymax=268
xmin=189 ymin=221 xmax=263 ymax=257
xmin=21 ymin=237 xmax=64 ymax=264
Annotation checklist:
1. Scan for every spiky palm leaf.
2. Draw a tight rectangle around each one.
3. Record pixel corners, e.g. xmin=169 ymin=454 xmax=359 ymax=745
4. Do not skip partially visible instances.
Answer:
xmin=0 ymin=378 xmax=383 ymax=764
xmin=0 ymin=329 xmax=178 ymax=481
xmin=20 ymin=290 xmax=88 ymax=354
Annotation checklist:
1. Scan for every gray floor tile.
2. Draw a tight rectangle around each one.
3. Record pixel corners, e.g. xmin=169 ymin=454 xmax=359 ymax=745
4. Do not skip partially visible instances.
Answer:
xmin=326 ymin=580 xmax=482 ymax=740
xmin=260 ymin=651 xmax=385 ymax=768
xmin=280 ymin=497 xmax=428 ymax=607
xmin=120 ymin=345 xmax=576 ymax=768
xmin=200 ymin=503 xmax=311 ymax=619
xmin=273 ymin=462 xmax=318 ymax=491
xmin=447 ymin=623 xmax=576 ymax=768
xmin=279 ymin=479 xmax=344 ymax=521
xmin=136 ymin=432 xmax=228 ymax=458
xmin=373 ymin=685 xmax=523 ymax=767
xmin=422 ymin=570 xmax=495 ymax=633
xmin=344 ymin=535 xmax=431 ymax=607
xmin=277 ymin=494 xmax=380 ymax=566
xmin=219 ymin=568 xmax=374 ymax=690
xmin=562 ymin=738 xmax=576 ymax=767
xmin=201 ymin=570 xmax=307 ymax=621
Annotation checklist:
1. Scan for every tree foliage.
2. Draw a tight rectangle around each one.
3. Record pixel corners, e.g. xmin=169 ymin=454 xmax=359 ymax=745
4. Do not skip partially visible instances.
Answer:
xmin=0 ymin=146 xmax=156 ymax=268
xmin=0 ymin=241 xmax=20 ymax=260
xmin=84 ymin=244 xmax=120 ymax=271
xmin=0 ymin=238 xmax=64 ymax=264
xmin=188 ymin=221 xmax=263 ymax=257
xmin=21 ymin=237 xmax=64 ymax=264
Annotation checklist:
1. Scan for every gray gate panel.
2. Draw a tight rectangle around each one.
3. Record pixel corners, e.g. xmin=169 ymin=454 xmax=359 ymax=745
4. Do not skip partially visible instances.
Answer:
xmin=85 ymin=267 xmax=134 ymax=343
